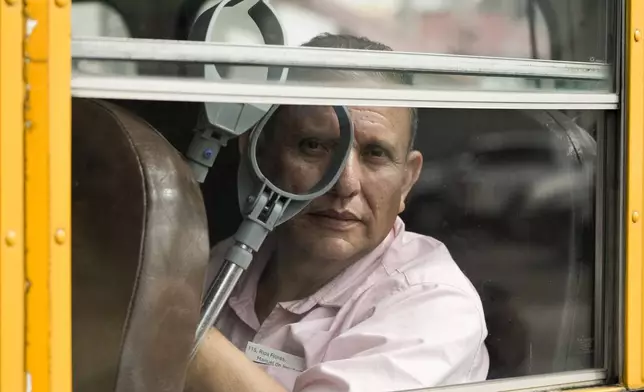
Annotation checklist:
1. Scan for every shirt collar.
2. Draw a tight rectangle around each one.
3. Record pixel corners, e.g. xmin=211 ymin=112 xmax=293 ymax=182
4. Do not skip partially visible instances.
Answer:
xmin=228 ymin=217 xmax=406 ymax=322
xmin=282 ymin=217 xmax=405 ymax=313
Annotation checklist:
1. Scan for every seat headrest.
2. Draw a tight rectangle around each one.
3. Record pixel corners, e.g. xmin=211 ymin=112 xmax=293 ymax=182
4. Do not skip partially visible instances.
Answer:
xmin=72 ymin=99 xmax=209 ymax=392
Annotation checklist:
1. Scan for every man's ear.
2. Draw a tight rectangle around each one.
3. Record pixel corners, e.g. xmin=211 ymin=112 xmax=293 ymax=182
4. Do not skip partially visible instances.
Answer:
xmin=398 ymin=150 xmax=423 ymax=214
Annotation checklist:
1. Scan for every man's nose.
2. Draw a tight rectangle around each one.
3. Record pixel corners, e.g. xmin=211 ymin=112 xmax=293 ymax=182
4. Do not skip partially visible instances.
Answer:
xmin=330 ymin=150 xmax=360 ymax=198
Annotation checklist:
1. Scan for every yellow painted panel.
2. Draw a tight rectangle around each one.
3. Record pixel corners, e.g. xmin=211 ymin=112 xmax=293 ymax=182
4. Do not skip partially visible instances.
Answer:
xmin=25 ymin=0 xmax=52 ymax=389
xmin=49 ymin=0 xmax=72 ymax=391
xmin=0 ymin=0 xmax=25 ymax=391
xmin=626 ymin=0 xmax=644 ymax=389
xmin=24 ymin=0 xmax=72 ymax=390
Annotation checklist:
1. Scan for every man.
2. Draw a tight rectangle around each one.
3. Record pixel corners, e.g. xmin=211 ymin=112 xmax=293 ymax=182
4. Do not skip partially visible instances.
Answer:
xmin=187 ymin=34 xmax=489 ymax=392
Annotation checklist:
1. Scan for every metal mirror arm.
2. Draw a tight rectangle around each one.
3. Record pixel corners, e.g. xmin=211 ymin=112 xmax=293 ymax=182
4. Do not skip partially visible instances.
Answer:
xmin=185 ymin=118 xmax=229 ymax=183
xmin=187 ymin=0 xmax=297 ymax=357
xmin=185 ymin=101 xmax=271 ymax=182
xmin=185 ymin=104 xmax=265 ymax=183
xmin=192 ymin=186 xmax=289 ymax=358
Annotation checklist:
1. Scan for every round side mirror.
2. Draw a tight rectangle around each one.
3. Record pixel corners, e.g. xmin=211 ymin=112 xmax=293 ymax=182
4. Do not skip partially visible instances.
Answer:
xmin=238 ymin=105 xmax=354 ymax=225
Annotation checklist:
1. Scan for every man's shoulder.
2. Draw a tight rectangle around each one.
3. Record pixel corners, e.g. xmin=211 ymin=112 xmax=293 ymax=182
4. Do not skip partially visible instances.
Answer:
xmin=381 ymin=230 xmax=480 ymax=302
xmin=351 ymin=229 xmax=487 ymax=338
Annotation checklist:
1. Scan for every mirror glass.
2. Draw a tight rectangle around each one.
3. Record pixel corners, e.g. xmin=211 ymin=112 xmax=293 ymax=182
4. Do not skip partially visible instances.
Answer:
xmin=253 ymin=105 xmax=345 ymax=196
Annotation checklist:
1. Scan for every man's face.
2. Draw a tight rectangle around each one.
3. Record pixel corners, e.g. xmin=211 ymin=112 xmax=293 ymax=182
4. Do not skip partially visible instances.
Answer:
xmin=258 ymin=105 xmax=423 ymax=263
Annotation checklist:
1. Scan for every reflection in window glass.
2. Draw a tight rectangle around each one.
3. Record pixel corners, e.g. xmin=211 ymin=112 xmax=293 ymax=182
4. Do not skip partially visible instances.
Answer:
xmin=71 ymin=1 xmax=612 ymax=92
xmin=72 ymin=2 xmax=136 ymax=75
xmin=195 ymin=0 xmax=550 ymax=60
xmin=86 ymin=0 xmax=608 ymax=66
xmin=401 ymin=108 xmax=598 ymax=379
xmin=191 ymin=0 xmax=551 ymax=90
xmin=279 ymin=0 xmax=550 ymax=58
xmin=184 ymin=1 xmax=609 ymax=92
xmin=193 ymin=0 xmax=606 ymax=65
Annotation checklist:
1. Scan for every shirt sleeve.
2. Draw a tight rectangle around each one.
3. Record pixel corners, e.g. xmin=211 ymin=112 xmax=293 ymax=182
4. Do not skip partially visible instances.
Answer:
xmin=293 ymin=283 xmax=489 ymax=392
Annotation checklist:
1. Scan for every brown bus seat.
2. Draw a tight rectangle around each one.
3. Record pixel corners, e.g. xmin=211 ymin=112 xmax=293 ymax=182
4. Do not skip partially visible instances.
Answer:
xmin=71 ymin=98 xmax=209 ymax=392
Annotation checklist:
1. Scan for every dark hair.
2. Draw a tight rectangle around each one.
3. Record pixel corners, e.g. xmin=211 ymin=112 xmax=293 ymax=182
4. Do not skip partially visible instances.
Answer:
xmin=290 ymin=33 xmax=418 ymax=150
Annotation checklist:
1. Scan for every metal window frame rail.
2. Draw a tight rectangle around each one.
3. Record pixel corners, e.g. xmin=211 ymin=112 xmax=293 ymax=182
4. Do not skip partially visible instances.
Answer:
xmin=72 ymin=37 xmax=610 ymax=81
xmin=71 ymin=37 xmax=617 ymax=109
xmin=404 ymin=369 xmax=608 ymax=392
xmin=71 ymin=74 xmax=618 ymax=110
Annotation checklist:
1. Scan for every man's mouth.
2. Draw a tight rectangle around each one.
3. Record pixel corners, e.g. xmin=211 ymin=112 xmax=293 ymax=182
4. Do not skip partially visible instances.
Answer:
xmin=307 ymin=209 xmax=361 ymax=230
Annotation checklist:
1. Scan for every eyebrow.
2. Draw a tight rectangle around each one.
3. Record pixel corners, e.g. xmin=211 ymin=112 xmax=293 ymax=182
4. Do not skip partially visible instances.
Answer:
xmin=353 ymin=124 xmax=399 ymax=149
xmin=364 ymin=139 xmax=396 ymax=153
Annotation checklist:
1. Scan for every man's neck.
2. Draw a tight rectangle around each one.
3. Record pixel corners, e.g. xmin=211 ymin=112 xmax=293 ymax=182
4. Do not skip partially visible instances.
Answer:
xmin=254 ymin=243 xmax=357 ymax=324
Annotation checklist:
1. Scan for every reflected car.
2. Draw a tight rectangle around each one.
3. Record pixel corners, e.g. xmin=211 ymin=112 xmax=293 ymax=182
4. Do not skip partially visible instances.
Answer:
xmin=407 ymin=127 xmax=595 ymax=237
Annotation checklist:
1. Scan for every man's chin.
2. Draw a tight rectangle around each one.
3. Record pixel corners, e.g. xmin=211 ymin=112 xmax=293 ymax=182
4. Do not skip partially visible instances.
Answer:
xmin=297 ymin=234 xmax=359 ymax=261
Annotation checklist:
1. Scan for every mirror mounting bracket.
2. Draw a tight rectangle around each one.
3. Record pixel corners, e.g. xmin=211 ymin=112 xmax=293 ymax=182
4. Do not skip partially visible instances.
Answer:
xmin=186 ymin=0 xmax=288 ymax=183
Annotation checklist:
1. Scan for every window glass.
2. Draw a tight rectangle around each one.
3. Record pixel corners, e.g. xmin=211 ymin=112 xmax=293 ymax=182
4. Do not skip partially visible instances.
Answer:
xmin=400 ymin=108 xmax=599 ymax=379
xmin=278 ymin=0 xmax=552 ymax=59
xmin=72 ymin=2 xmax=136 ymax=75
xmin=71 ymin=0 xmax=613 ymax=93
xmin=72 ymin=93 xmax=605 ymax=390
xmin=177 ymin=0 xmax=607 ymax=63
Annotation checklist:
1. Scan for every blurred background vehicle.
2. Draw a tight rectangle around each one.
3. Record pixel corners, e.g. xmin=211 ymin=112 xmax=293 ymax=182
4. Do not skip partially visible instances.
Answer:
xmin=406 ymin=123 xmax=595 ymax=240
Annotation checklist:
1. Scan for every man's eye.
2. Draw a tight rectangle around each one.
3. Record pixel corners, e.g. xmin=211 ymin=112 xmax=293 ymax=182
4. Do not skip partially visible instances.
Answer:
xmin=304 ymin=140 xmax=321 ymax=149
xmin=298 ymin=139 xmax=326 ymax=155
xmin=365 ymin=147 xmax=387 ymax=159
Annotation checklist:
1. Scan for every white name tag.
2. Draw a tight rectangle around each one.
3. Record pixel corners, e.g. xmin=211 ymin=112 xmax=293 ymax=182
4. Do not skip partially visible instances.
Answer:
xmin=245 ymin=341 xmax=305 ymax=372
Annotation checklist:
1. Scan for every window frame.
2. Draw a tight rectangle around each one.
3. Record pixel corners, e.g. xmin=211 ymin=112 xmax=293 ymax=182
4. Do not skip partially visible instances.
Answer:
xmin=64 ymin=0 xmax=637 ymax=391
xmin=71 ymin=37 xmax=610 ymax=80
xmin=68 ymin=53 xmax=616 ymax=392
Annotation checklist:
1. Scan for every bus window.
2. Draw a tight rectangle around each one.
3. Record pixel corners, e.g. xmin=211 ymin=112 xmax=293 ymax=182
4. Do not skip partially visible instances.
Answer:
xmin=71 ymin=0 xmax=611 ymax=91
xmin=66 ymin=1 xmax=618 ymax=391
xmin=66 ymin=93 xmax=608 ymax=391
xmin=192 ymin=104 xmax=603 ymax=387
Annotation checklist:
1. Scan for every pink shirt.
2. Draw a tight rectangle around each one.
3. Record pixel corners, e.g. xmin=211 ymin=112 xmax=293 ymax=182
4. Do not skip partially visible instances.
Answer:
xmin=206 ymin=217 xmax=489 ymax=391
